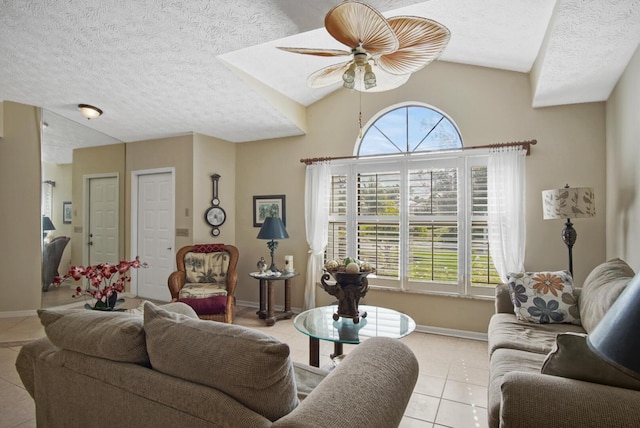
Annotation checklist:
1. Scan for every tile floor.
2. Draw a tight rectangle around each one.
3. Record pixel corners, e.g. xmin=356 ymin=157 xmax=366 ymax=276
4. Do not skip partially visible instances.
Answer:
xmin=0 ymin=302 xmax=489 ymax=428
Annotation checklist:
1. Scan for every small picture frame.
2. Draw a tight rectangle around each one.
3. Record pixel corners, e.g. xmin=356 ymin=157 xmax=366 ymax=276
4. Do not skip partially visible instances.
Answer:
xmin=62 ymin=201 xmax=72 ymax=224
xmin=253 ymin=195 xmax=286 ymax=227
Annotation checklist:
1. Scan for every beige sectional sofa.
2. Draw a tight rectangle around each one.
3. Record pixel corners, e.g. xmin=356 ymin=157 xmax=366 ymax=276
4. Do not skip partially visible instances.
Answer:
xmin=488 ymin=258 xmax=640 ymax=428
xmin=16 ymin=302 xmax=418 ymax=428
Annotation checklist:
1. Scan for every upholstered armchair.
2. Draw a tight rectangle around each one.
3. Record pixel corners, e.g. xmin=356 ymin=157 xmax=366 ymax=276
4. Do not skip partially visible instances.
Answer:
xmin=168 ymin=244 xmax=238 ymax=323
xmin=42 ymin=236 xmax=70 ymax=291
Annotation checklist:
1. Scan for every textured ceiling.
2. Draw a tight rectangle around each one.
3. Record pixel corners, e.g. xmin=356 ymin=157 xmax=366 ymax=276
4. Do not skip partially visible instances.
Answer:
xmin=0 ymin=0 xmax=638 ymax=164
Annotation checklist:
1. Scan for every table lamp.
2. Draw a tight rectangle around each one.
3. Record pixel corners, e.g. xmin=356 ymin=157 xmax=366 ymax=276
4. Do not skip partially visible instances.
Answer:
xmin=42 ymin=216 xmax=55 ymax=239
xmin=542 ymin=185 xmax=595 ymax=276
xmin=587 ymin=273 xmax=640 ymax=380
xmin=257 ymin=216 xmax=289 ymax=272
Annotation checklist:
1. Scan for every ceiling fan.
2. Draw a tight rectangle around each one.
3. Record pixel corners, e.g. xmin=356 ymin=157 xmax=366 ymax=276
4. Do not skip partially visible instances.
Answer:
xmin=278 ymin=1 xmax=450 ymax=92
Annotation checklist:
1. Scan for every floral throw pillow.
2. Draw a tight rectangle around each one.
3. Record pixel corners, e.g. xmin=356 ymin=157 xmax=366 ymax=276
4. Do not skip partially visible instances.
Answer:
xmin=507 ymin=271 xmax=580 ymax=325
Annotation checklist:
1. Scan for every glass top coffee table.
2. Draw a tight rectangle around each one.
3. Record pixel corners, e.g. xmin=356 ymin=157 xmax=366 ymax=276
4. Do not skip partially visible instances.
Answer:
xmin=293 ymin=305 xmax=416 ymax=367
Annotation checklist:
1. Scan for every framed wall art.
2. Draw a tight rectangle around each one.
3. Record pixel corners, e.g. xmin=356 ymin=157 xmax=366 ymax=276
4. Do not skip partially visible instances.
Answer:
xmin=62 ymin=201 xmax=72 ymax=224
xmin=253 ymin=194 xmax=286 ymax=227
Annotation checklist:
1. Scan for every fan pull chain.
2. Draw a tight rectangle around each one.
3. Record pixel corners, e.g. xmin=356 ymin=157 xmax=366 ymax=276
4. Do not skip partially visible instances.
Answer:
xmin=358 ymin=90 xmax=363 ymax=138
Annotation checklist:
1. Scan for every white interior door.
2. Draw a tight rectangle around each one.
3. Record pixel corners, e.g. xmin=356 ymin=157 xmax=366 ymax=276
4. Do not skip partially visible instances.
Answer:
xmin=136 ymin=171 xmax=174 ymax=301
xmin=88 ymin=176 xmax=118 ymax=266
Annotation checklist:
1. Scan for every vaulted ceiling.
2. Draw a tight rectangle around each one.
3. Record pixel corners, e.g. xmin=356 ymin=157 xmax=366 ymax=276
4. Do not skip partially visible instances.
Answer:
xmin=1 ymin=0 xmax=638 ymax=163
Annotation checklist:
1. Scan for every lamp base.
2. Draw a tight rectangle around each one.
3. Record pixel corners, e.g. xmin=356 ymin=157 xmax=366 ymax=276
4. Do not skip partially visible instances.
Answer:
xmin=561 ymin=219 xmax=576 ymax=276
xmin=267 ymin=239 xmax=279 ymax=272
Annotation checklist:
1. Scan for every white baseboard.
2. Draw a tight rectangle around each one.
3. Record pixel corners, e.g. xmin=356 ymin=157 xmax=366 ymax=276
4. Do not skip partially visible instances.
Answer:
xmin=415 ymin=325 xmax=488 ymax=341
xmin=0 ymin=309 xmax=39 ymax=318
xmin=236 ymin=299 xmax=487 ymax=341
xmin=0 ymin=300 xmax=87 ymax=318
xmin=0 ymin=300 xmax=489 ymax=342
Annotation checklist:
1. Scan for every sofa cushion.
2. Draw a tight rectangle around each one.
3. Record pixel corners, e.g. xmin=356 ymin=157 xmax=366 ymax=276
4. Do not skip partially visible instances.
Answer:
xmin=488 ymin=313 xmax=585 ymax=357
xmin=579 ymin=258 xmax=635 ymax=333
xmin=126 ymin=300 xmax=199 ymax=318
xmin=293 ymin=362 xmax=329 ymax=401
xmin=178 ymin=283 xmax=227 ymax=299
xmin=541 ymin=332 xmax=640 ymax=391
xmin=507 ymin=270 xmax=579 ymax=324
xmin=178 ymin=296 xmax=227 ymax=315
xmin=183 ymin=250 xmax=230 ymax=285
xmin=143 ymin=302 xmax=298 ymax=421
xmin=488 ymin=348 xmax=547 ymax=428
xmin=37 ymin=308 xmax=149 ymax=364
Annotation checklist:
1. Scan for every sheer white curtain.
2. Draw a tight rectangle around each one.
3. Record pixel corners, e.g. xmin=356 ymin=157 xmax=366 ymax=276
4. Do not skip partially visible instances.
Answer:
xmin=304 ymin=162 xmax=330 ymax=309
xmin=488 ymin=146 xmax=527 ymax=282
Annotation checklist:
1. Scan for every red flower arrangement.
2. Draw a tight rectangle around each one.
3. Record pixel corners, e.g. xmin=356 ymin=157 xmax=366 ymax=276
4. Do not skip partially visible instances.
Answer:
xmin=55 ymin=257 xmax=147 ymax=309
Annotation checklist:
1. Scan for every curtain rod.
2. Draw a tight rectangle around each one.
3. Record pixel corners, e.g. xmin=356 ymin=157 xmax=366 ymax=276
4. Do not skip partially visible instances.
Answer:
xmin=300 ymin=139 xmax=537 ymax=165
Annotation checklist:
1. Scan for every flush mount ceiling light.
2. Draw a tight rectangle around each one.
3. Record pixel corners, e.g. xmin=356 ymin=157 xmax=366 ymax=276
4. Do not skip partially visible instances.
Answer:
xmin=278 ymin=1 xmax=450 ymax=92
xmin=78 ymin=104 xmax=103 ymax=120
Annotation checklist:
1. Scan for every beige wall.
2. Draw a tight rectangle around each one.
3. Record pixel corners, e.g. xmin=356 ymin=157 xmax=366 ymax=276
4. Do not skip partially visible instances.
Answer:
xmin=71 ymin=144 xmax=126 ymax=266
xmin=125 ymin=134 xmax=194 ymax=257
xmin=0 ymin=60 xmax=617 ymax=329
xmin=0 ymin=101 xmax=42 ymax=312
xmin=606 ymin=45 xmax=640 ymax=268
xmin=235 ymin=61 xmax=607 ymax=333
xmin=193 ymin=133 xmax=237 ymax=244
xmin=42 ymin=162 xmax=73 ymax=272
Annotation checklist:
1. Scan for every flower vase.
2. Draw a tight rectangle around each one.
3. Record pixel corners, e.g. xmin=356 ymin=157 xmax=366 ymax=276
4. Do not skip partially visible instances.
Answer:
xmin=85 ymin=292 xmax=125 ymax=311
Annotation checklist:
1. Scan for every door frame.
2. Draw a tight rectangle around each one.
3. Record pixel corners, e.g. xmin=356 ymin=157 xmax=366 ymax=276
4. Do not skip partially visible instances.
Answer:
xmin=83 ymin=173 xmax=119 ymax=267
xmin=130 ymin=167 xmax=176 ymax=296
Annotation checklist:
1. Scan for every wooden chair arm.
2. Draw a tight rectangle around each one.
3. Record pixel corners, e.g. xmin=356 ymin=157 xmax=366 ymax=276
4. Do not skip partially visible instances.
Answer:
xmin=225 ymin=269 xmax=238 ymax=297
xmin=167 ymin=271 xmax=186 ymax=300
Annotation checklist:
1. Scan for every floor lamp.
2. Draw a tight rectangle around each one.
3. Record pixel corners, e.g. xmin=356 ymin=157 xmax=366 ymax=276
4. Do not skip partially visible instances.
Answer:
xmin=542 ymin=185 xmax=595 ymax=276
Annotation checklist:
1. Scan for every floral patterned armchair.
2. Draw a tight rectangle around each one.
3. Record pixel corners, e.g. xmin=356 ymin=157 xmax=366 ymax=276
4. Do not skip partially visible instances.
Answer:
xmin=167 ymin=244 xmax=239 ymax=323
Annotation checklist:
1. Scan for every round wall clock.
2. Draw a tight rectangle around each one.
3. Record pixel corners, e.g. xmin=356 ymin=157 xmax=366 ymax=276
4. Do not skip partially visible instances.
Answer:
xmin=205 ymin=174 xmax=226 ymax=237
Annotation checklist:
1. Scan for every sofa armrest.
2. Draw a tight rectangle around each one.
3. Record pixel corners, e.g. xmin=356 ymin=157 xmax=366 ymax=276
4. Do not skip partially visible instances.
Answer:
xmin=15 ymin=337 xmax=58 ymax=398
xmin=495 ymin=283 xmax=514 ymax=314
xmin=500 ymin=371 xmax=640 ymax=428
xmin=273 ymin=337 xmax=418 ymax=428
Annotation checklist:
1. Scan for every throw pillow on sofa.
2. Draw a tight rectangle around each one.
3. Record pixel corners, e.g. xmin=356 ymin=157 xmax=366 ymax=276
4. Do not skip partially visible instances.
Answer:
xmin=143 ymin=302 xmax=299 ymax=421
xmin=541 ymin=332 xmax=640 ymax=391
xmin=578 ymin=258 xmax=635 ymax=333
xmin=37 ymin=308 xmax=149 ymax=364
xmin=507 ymin=270 xmax=579 ymax=324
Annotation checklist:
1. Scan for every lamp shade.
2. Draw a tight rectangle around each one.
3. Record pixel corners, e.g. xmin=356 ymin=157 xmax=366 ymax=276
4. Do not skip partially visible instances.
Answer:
xmin=587 ymin=273 xmax=640 ymax=379
xmin=42 ymin=216 xmax=55 ymax=231
xmin=257 ymin=216 xmax=289 ymax=240
xmin=542 ymin=186 xmax=595 ymax=220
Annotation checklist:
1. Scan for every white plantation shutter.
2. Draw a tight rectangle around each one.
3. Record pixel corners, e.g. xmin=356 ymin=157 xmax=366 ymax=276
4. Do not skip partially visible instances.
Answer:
xmin=321 ymin=103 xmax=512 ymax=297
xmin=325 ymin=154 xmax=501 ymax=297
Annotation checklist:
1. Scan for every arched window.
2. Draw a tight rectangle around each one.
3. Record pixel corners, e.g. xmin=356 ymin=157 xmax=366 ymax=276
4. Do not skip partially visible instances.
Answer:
xmin=325 ymin=103 xmax=500 ymax=298
xmin=356 ymin=103 xmax=462 ymax=156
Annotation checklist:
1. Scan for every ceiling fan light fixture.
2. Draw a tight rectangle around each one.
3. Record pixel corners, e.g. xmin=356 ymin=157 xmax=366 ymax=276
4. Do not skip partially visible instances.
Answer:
xmin=278 ymin=1 xmax=450 ymax=92
xmin=78 ymin=104 xmax=103 ymax=120
xmin=342 ymin=63 xmax=356 ymax=87
xmin=364 ymin=63 xmax=377 ymax=89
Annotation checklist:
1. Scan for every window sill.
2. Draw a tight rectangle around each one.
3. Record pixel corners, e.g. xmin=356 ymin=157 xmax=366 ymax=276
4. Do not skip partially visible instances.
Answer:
xmin=368 ymin=284 xmax=496 ymax=301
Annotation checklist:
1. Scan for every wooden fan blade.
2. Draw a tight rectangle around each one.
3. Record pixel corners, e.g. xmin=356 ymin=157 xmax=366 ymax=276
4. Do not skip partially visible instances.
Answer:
xmin=377 ymin=16 xmax=450 ymax=75
xmin=351 ymin=65 xmax=411 ymax=92
xmin=324 ymin=1 xmax=398 ymax=55
xmin=277 ymin=47 xmax=352 ymax=57
xmin=308 ymin=61 xmax=352 ymax=88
